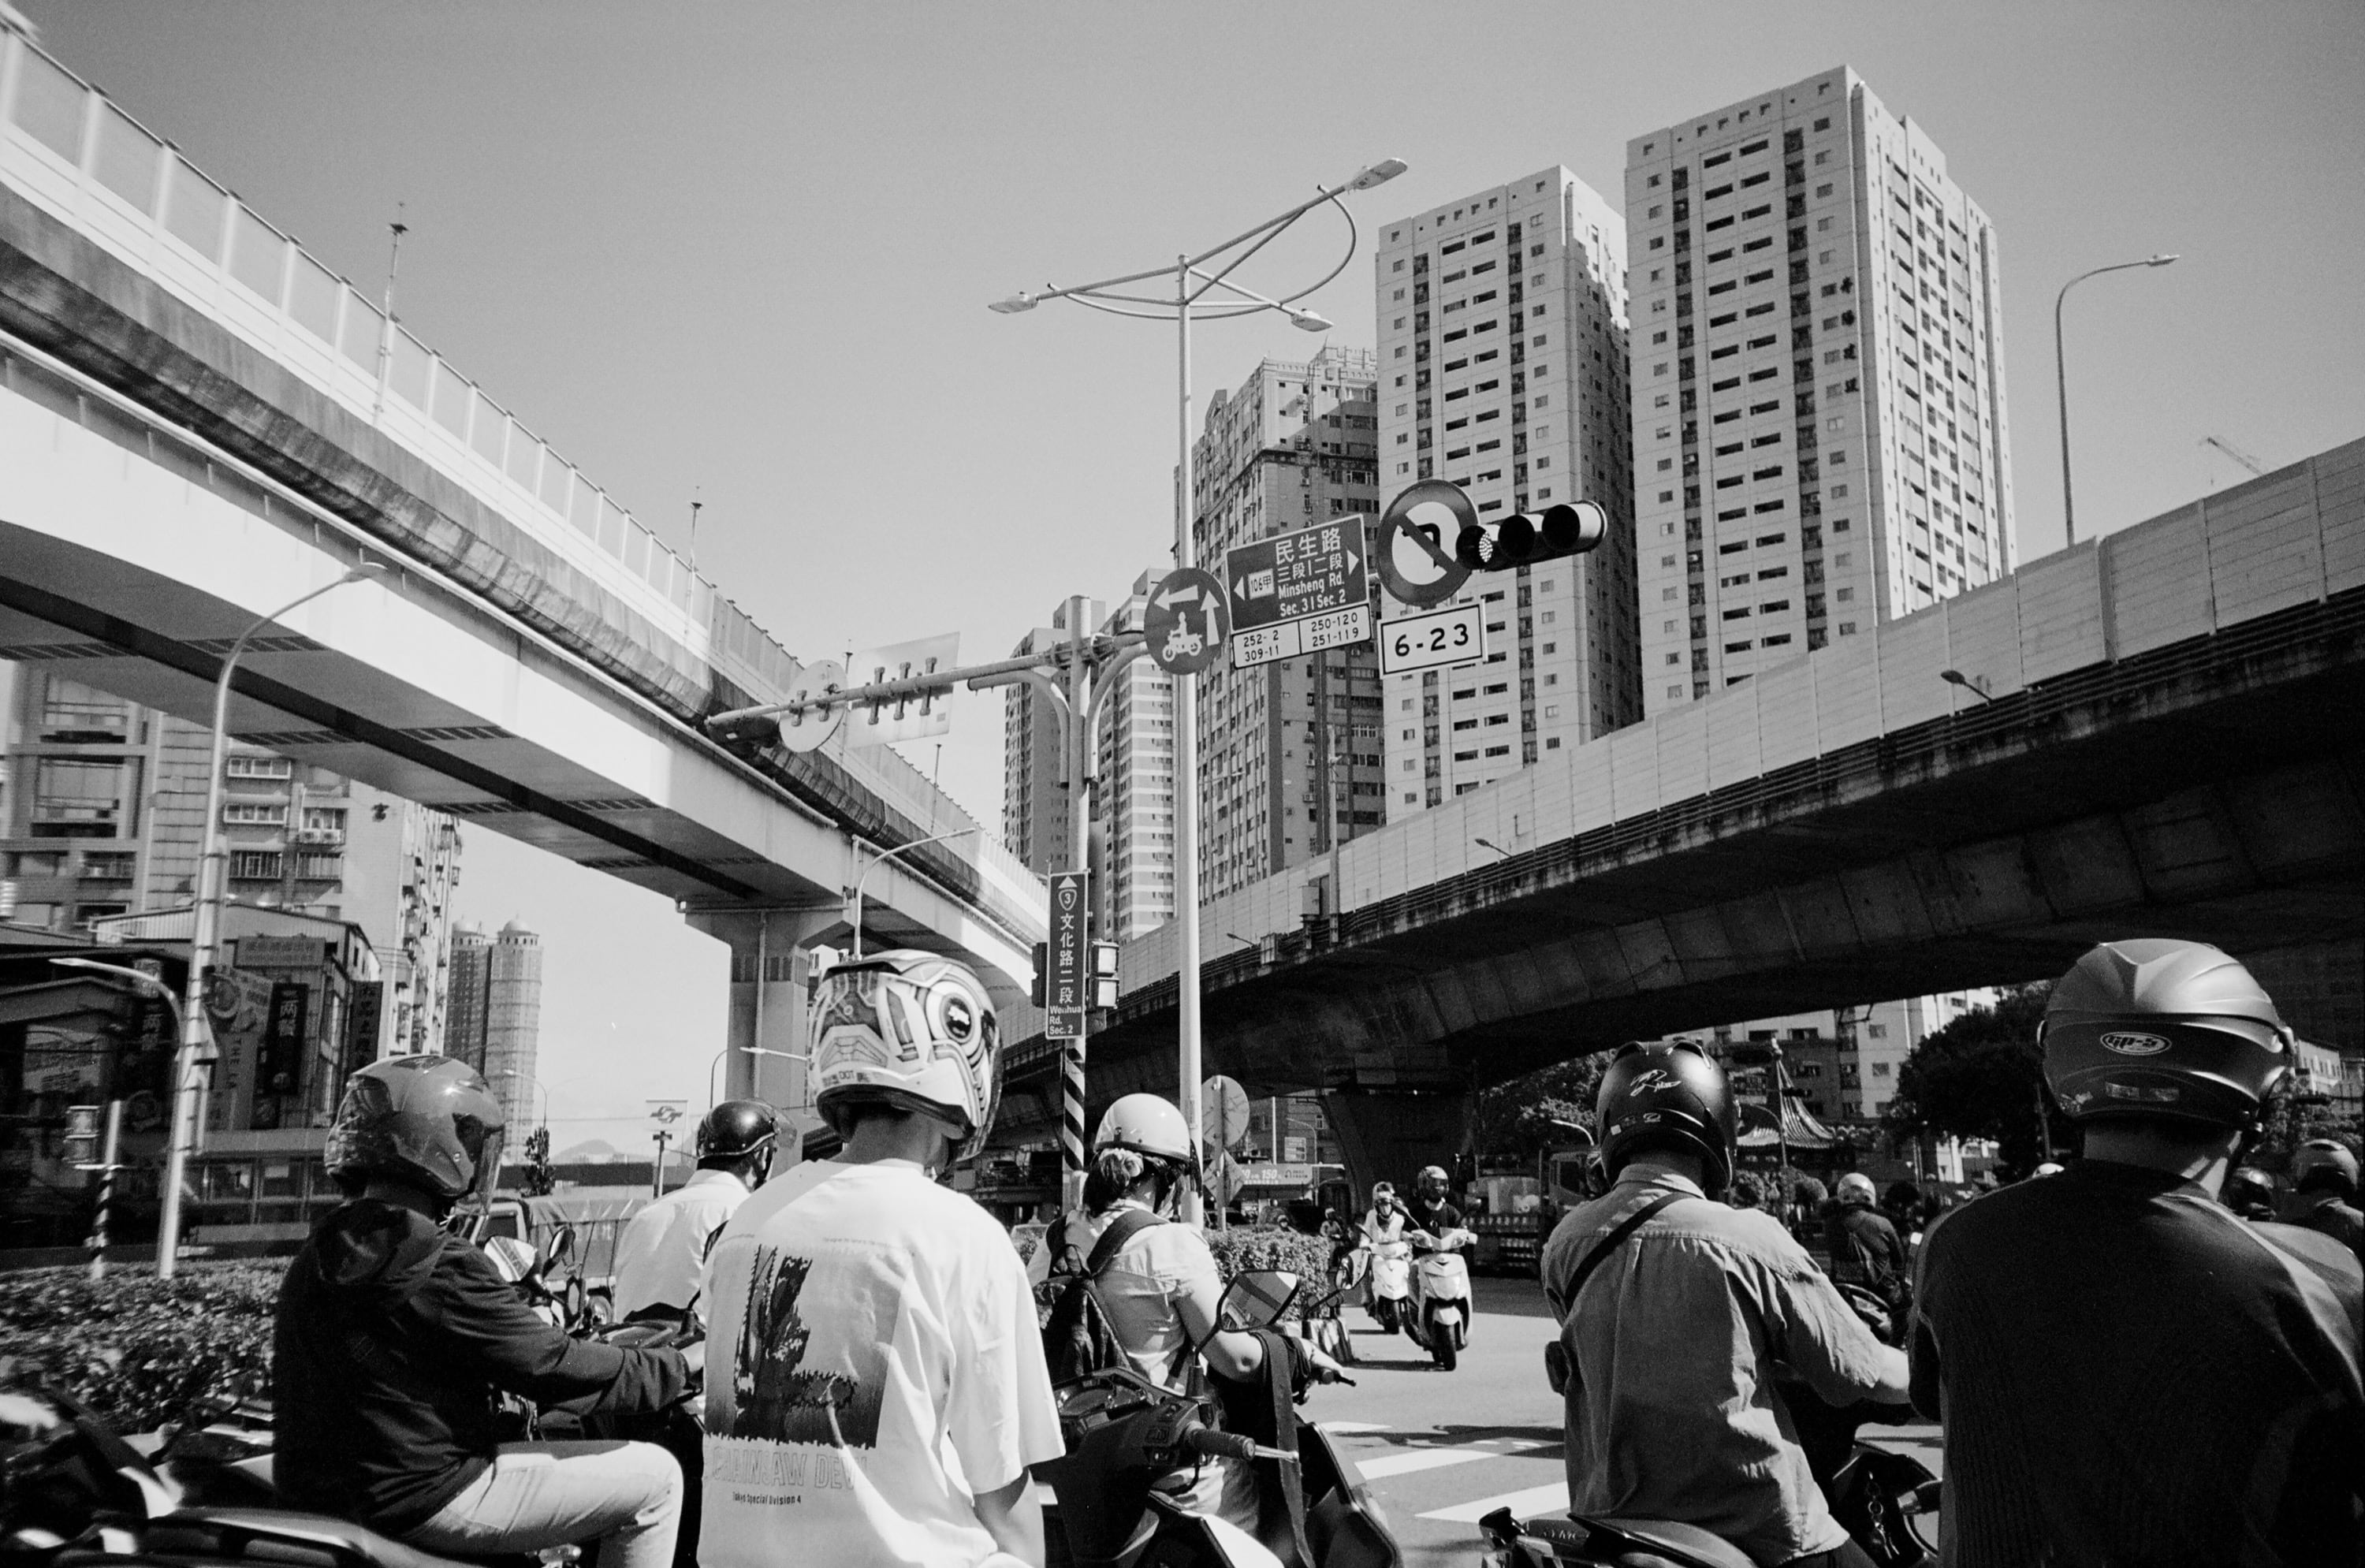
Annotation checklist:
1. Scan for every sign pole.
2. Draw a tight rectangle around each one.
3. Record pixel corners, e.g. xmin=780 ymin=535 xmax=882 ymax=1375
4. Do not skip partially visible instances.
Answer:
xmin=1174 ymin=257 xmax=1206 ymax=1226
xmin=86 ymin=1099 xmax=122 ymax=1283
xmin=1062 ymin=599 xmax=1093 ymax=1207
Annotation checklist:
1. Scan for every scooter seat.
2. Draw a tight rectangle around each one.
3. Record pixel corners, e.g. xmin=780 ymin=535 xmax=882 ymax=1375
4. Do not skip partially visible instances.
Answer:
xmin=162 ymin=1507 xmax=497 ymax=1568
xmin=1574 ymin=1516 xmax=1757 ymax=1568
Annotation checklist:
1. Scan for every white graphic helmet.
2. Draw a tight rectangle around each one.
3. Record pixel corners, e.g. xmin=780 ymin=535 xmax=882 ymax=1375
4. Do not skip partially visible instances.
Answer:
xmin=808 ymin=948 xmax=1000 ymax=1157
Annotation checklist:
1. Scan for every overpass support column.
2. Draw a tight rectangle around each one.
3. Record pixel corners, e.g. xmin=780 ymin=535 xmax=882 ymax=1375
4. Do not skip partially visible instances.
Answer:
xmin=686 ymin=907 xmax=840 ymax=1156
xmin=1320 ymin=1089 xmax=1472 ymax=1207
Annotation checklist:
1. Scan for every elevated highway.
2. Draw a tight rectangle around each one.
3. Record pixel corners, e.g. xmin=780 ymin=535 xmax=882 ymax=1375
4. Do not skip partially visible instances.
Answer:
xmin=1000 ymin=440 xmax=2365 ymax=1180
xmin=0 ymin=20 xmax=1043 ymax=1105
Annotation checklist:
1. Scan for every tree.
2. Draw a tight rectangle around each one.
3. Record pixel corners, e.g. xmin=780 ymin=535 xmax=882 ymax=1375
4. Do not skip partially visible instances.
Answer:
xmin=2250 ymin=1078 xmax=2359 ymax=1175
xmin=1475 ymin=1054 xmax=1608 ymax=1168
xmin=1883 ymin=984 xmax=2055 ymax=1177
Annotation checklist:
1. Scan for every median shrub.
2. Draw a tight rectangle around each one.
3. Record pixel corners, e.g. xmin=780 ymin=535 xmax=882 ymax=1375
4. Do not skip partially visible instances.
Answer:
xmin=0 ymin=1262 xmax=281 ymax=1434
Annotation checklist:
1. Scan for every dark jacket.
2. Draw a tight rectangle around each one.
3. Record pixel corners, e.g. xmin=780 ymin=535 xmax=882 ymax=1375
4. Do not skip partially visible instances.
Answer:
xmin=2285 ymin=1190 xmax=2365 ymax=1263
xmin=275 ymin=1199 xmax=689 ymax=1535
xmin=1823 ymin=1201 xmax=1909 ymax=1301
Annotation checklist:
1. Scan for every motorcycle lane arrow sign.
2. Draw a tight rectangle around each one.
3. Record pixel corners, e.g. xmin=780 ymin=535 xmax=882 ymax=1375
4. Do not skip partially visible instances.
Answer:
xmin=1145 ymin=567 xmax=1228 ymax=676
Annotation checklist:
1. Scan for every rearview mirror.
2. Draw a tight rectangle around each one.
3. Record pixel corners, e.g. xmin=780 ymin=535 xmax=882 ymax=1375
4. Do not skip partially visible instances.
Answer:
xmin=1215 ymin=1268 xmax=1303 ymax=1332
xmin=542 ymin=1223 xmax=577 ymax=1270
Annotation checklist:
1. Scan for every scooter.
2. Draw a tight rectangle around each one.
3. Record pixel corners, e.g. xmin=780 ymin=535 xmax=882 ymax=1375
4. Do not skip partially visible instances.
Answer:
xmin=1361 ymin=1239 xmax=1412 ymax=1335
xmin=1400 ymin=1227 xmax=1473 ymax=1372
xmin=1040 ymin=1269 xmax=1402 ymax=1568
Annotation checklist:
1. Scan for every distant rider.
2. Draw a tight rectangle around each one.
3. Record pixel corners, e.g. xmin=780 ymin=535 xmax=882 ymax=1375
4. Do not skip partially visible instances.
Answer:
xmin=1541 ymin=1042 xmax=1909 ymax=1568
xmin=1823 ymin=1171 xmax=1910 ymax=1312
xmin=2284 ymin=1138 xmax=2364 ymax=1262
xmin=275 ymin=1056 xmax=691 ymax=1568
xmin=1403 ymin=1164 xmax=1466 ymax=1246
xmin=700 ymin=949 xmax=1060 ymax=1568
xmin=1910 ymin=939 xmax=2363 ymax=1565
xmin=611 ymin=1098 xmax=778 ymax=1320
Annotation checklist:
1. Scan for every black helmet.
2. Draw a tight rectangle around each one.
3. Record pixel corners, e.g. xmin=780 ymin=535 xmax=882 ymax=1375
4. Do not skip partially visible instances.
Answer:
xmin=1596 ymin=1041 xmax=1737 ymax=1191
xmin=2223 ymin=1166 xmax=2277 ymax=1219
xmin=698 ymin=1100 xmax=780 ymax=1164
xmin=2042 ymin=939 xmax=2292 ymax=1131
xmin=326 ymin=1055 xmax=505 ymax=1204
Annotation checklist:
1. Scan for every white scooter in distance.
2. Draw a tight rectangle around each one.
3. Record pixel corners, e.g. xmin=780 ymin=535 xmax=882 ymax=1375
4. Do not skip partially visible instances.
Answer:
xmin=1403 ymin=1226 xmax=1474 ymax=1371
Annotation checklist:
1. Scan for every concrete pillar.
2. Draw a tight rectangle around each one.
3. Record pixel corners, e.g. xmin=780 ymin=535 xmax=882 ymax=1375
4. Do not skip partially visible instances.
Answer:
xmin=685 ymin=907 xmax=843 ymax=1160
xmin=1320 ymin=1088 xmax=1471 ymax=1207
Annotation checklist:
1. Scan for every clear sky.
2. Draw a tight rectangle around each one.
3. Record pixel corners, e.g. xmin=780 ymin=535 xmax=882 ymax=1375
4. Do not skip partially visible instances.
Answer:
xmin=22 ymin=1 xmax=2362 ymax=1152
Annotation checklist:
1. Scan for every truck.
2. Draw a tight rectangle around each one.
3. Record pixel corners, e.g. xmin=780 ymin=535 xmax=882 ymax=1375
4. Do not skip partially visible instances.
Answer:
xmin=1468 ymin=1143 xmax=1596 ymax=1276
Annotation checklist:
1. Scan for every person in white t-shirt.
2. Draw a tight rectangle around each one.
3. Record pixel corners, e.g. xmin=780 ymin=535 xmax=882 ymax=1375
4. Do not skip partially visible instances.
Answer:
xmin=611 ymin=1100 xmax=778 ymax=1321
xmin=701 ymin=948 xmax=1060 ymax=1568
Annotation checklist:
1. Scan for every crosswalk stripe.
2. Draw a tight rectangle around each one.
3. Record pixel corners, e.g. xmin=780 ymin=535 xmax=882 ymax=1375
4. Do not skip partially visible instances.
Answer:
xmin=1356 ymin=1440 xmax=1550 ymax=1480
xmin=1418 ymin=1478 xmax=1570 ymax=1524
xmin=1318 ymin=1420 xmax=1389 ymax=1434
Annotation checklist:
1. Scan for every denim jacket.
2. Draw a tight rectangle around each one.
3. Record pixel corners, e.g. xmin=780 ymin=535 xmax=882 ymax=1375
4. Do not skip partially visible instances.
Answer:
xmin=1540 ymin=1170 xmax=1909 ymax=1566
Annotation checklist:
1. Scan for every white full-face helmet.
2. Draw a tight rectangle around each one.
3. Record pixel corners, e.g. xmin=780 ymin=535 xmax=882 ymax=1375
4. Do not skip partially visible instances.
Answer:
xmin=808 ymin=948 xmax=1000 ymax=1158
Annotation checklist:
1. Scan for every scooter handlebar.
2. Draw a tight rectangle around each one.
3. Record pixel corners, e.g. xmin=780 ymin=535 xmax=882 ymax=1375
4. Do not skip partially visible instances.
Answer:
xmin=1184 ymin=1428 xmax=1294 ymax=1464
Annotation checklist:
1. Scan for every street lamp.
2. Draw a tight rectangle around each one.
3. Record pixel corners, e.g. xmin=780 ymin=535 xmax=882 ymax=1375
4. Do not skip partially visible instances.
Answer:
xmin=1473 ymin=837 xmax=1512 ymax=859
xmin=847 ymin=827 xmax=978 ymax=959
xmin=991 ymin=156 xmax=1406 ymax=1219
xmin=1939 ymin=669 xmax=1998 ymax=705
xmin=160 ymin=560 xmax=386 ymax=1279
xmin=2054 ymin=253 xmax=2177 ymax=547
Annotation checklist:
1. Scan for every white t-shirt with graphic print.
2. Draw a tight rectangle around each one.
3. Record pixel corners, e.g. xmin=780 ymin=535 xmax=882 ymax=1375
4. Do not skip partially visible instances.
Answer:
xmin=701 ymin=1159 xmax=1063 ymax=1568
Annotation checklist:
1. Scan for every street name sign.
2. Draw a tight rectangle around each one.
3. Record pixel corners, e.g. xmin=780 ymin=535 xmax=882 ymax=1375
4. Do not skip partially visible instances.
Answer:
xmin=1145 ymin=567 xmax=1228 ymax=676
xmin=1378 ymin=602 xmax=1488 ymax=675
xmin=1045 ymin=870 xmax=1089 ymax=1039
xmin=1224 ymin=518 xmax=1372 ymax=669
xmin=1374 ymin=479 xmax=1476 ymax=606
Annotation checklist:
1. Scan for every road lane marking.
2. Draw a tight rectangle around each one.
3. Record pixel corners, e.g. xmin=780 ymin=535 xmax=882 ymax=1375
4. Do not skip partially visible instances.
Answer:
xmin=1418 ymin=1479 xmax=1571 ymax=1523
xmin=1318 ymin=1421 xmax=1390 ymax=1435
xmin=1356 ymin=1440 xmax=1550 ymax=1480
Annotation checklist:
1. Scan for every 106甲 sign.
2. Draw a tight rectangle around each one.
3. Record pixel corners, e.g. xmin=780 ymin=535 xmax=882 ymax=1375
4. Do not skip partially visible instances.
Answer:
xmin=1224 ymin=519 xmax=1371 ymax=669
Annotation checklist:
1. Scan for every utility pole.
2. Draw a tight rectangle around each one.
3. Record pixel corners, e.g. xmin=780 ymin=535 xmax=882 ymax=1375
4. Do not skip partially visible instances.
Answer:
xmin=373 ymin=204 xmax=407 ymax=423
xmin=709 ymin=616 xmax=1145 ymax=1201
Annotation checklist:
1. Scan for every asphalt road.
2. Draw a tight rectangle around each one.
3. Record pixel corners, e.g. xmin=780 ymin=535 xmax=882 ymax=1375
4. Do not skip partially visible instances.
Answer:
xmin=1297 ymin=1276 xmax=1944 ymax=1566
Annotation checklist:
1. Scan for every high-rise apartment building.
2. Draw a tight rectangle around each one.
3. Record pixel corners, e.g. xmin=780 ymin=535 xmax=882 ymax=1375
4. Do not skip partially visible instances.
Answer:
xmin=1625 ymin=67 xmax=2014 ymax=711
xmin=1373 ymin=169 xmax=1641 ymax=814
xmin=1093 ymin=573 xmax=1177 ymax=940
xmin=445 ymin=918 xmax=543 ymax=1127
xmin=1189 ymin=347 xmax=1386 ymax=897
xmin=1000 ymin=599 xmax=1103 ymax=877
xmin=0 ymin=665 xmax=462 ymax=1054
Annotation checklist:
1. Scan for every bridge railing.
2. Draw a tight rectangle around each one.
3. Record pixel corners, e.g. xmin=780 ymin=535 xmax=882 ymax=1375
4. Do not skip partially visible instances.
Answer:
xmin=0 ymin=20 xmax=1039 ymax=922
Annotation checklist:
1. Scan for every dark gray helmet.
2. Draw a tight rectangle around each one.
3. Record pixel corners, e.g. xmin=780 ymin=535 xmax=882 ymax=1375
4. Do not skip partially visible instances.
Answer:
xmin=697 ymin=1099 xmax=780 ymax=1163
xmin=1596 ymin=1041 xmax=1737 ymax=1191
xmin=2041 ymin=939 xmax=2292 ymax=1130
xmin=326 ymin=1055 xmax=505 ymax=1203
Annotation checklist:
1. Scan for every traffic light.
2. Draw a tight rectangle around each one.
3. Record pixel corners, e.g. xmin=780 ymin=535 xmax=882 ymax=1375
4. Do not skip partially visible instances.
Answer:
xmin=1030 ymin=942 xmax=1048 ymax=1008
xmin=61 ymin=1104 xmax=101 ymax=1168
xmin=1454 ymin=499 xmax=1608 ymax=572
xmin=1089 ymin=942 xmax=1119 ymax=1010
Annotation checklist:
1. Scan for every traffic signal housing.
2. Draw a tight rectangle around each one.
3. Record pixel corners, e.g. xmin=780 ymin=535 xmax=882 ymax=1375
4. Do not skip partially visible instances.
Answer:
xmin=1454 ymin=499 xmax=1608 ymax=572
xmin=1030 ymin=942 xmax=1049 ymax=1008
xmin=1089 ymin=942 xmax=1119 ymax=1010
xmin=61 ymin=1104 xmax=101 ymax=1168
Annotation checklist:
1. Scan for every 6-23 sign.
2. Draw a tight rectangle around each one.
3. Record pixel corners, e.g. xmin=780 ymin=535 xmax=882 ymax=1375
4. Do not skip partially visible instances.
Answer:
xmin=1378 ymin=602 xmax=1488 ymax=676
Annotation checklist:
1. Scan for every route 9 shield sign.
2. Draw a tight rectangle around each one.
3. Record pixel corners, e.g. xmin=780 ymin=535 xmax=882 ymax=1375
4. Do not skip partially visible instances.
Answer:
xmin=1377 ymin=602 xmax=1488 ymax=675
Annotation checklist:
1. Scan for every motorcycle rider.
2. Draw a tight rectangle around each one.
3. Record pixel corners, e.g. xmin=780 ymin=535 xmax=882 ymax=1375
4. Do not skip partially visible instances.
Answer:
xmin=1403 ymin=1164 xmax=1466 ymax=1243
xmin=700 ymin=948 xmax=1061 ymax=1568
xmin=2285 ymin=1138 xmax=2364 ymax=1261
xmin=611 ymin=1098 xmax=778 ymax=1320
xmin=1823 ymin=1172 xmax=1910 ymax=1312
xmin=1361 ymin=1180 xmax=1408 ymax=1246
xmin=1540 ymin=1041 xmax=1909 ymax=1568
xmin=1910 ymin=939 xmax=2364 ymax=1565
xmin=1028 ymin=1093 xmax=1332 ymax=1524
xmin=275 ymin=1056 xmax=692 ymax=1568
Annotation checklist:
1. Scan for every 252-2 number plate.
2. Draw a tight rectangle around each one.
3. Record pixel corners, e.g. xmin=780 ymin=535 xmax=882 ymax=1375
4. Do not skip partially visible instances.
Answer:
xmin=1378 ymin=602 xmax=1488 ymax=675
